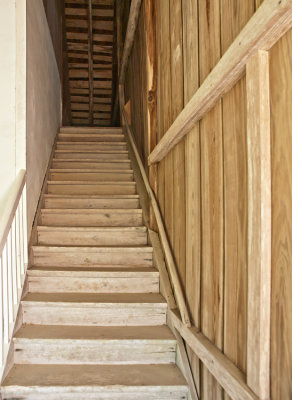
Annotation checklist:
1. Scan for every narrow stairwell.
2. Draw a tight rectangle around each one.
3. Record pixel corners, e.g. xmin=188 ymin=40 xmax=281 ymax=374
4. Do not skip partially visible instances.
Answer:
xmin=1 ymin=127 xmax=189 ymax=399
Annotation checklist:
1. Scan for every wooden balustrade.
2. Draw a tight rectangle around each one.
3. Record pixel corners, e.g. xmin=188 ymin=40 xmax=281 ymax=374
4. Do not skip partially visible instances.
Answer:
xmin=0 ymin=170 xmax=28 ymax=372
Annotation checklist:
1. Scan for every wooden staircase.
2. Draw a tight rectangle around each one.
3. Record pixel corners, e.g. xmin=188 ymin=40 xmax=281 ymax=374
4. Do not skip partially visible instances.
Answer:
xmin=1 ymin=127 xmax=189 ymax=399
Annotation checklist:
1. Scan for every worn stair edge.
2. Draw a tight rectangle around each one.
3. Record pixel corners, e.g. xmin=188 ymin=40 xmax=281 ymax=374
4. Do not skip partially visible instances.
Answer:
xmin=37 ymin=226 xmax=147 ymax=246
xmin=21 ymin=293 xmax=167 ymax=326
xmin=13 ymin=326 xmax=176 ymax=365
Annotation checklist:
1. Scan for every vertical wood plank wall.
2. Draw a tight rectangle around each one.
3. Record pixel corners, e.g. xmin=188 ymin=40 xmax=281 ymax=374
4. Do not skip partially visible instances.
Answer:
xmin=124 ymin=1 xmax=292 ymax=399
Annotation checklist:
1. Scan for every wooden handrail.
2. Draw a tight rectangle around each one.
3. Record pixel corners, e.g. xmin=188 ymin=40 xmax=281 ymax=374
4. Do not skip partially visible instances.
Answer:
xmin=121 ymin=107 xmax=191 ymax=327
xmin=113 ymin=0 xmax=142 ymax=122
xmin=0 ymin=170 xmax=26 ymax=255
xmin=148 ymin=0 xmax=292 ymax=164
xmin=119 ymin=0 xmax=142 ymax=85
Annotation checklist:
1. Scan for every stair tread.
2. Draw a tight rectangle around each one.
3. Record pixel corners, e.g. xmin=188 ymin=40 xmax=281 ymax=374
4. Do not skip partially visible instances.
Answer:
xmin=55 ymin=150 xmax=128 ymax=154
xmin=47 ymin=181 xmax=136 ymax=185
xmin=2 ymin=364 xmax=187 ymax=388
xmin=41 ymin=208 xmax=142 ymax=214
xmin=44 ymin=194 xmax=140 ymax=198
xmin=50 ymin=169 xmax=133 ymax=173
xmin=27 ymin=266 xmax=158 ymax=277
xmin=53 ymin=158 xmax=131 ymax=162
xmin=22 ymin=292 xmax=166 ymax=305
xmin=28 ymin=266 xmax=156 ymax=272
xmin=37 ymin=226 xmax=146 ymax=231
xmin=32 ymin=246 xmax=153 ymax=252
xmin=56 ymin=141 xmax=127 ymax=145
xmin=59 ymin=127 xmax=123 ymax=133
xmin=14 ymin=324 xmax=174 ymax=341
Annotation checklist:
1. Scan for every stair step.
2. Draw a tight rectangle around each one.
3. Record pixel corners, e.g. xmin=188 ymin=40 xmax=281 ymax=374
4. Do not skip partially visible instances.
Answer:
xmin=58 ymin=133 xmax=125 ymax=142
xmin=31 ymin=246 xmax=153 ymax=267
xmin=37 ymin=226 xmax=147 ymax=245
xmin=56 ymin=142 xmax=127 ymax=151
xmin=43 ymin=194 xmax=140 ymax=209
xmin=52 ymin=159 xmax=132 ymax=170
xmin=21 ymin=293 xmax=167 ymax=326
xmin=1 ymin=364 xmax=188 ymax=399
xmin=49 ymin=169 xmax=134 ymax=182
xmin=40 ymin=209 xmax=143 ymax=227
xmin=59 ymin=126 xmax=123 ymax=134
xmin=54 ymin=150 xmax=129 ymax=160
xmin=47 ymin=181 xmax=136 ymax=195
xmin=13 ymin=325 xmax=175 ymax=365
xmin=27 ymin=266 xmax=159 ymax=293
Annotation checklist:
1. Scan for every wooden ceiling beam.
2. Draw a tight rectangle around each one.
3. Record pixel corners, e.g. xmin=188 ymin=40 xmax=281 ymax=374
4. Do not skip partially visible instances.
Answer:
xmin=87 ymin=0 xmax=94 ymax=125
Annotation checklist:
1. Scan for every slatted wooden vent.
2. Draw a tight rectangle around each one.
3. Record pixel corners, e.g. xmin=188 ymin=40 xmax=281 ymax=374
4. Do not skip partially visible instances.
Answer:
xmin=64 ymin=0 xmax=115 ymax=126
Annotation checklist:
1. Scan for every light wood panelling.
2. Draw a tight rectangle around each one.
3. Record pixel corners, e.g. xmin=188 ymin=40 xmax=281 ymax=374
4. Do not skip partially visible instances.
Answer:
xmin=170 ymin=0 xmax=185 ymax=291
xmin=123 ymin=1 xmax=292 ymax=399
xmin=199 ymin=0 xmax=224 ymax=397
xmin=182 ymin=0 xmax=201 ymax=393
xmin=221 ymin=5 xmax=254 ymax=400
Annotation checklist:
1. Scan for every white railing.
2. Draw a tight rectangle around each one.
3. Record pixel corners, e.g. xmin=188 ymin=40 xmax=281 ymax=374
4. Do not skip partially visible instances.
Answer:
xmin=0 ymin=170 xmax=27 ymax=370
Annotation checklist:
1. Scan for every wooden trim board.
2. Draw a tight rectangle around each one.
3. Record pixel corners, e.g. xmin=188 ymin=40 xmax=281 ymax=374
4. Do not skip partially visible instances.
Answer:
xmin=246 ymin=50 xmax=271 ymax=400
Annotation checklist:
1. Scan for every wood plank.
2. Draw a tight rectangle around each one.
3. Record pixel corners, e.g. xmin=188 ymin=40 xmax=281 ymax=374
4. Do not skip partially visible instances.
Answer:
xmin=269 ymin=28 xmax=292 ymax=400
xmin=87 ymin=0 xmax=94 ymax=125
xmin=148 ymin=0 xmax=292 ymax=164
xmin=145 ymin=0 xmax=157 ymax=231
xmin=246 ymin=50 xmax=271 ymax=399
xmin=182 ymin=0 xmax=200 ymax=393
xmin=66 ymin=19 xmax=114 ymax=31
xmin=199 ymin=0 xmax=223 ymax=397
xmin=2 ymin=364 xmax=187 ymax=399
xmin=43 ymin=194 xmax=139 ymax=210
xmin=93 ymin=33 xmax=113 ymax=43
xmin=31 ymin=247 xmax=153 ymax=268
xmin=221 ymin=4 xmax=254 ymax=399
xmin=170 ymin=0 xmax=185 ymax=292
xmin=37 ymin=226 xmax=147 ymax=246
xmin=119 ymin=0 xmax=142 ymax=84
xmin=70 ymin=80 xmax=112 ymax=89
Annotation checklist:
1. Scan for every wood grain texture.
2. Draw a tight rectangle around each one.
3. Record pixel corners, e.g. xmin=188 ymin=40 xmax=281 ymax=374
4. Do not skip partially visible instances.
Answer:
xmin=270 ymin=28 xmax=292 ymax=400
xmin=145 ymin=0 xmax=158 ymax=231
xmin=170 ymin=0 xmax=185 ymax=290
xmin=221 ymin=4 xmax=254 ymax=400
xmin=182 ymin=0 xmax=201 ymax=393
xmin=199 ymin=0 xmax=223 ymax=398
xmin=246 ymin=50 xmax=271 ymax=400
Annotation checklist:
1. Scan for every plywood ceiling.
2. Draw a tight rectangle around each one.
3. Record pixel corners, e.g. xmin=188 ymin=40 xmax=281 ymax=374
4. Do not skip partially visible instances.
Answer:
xmin=64 ymin=0 xmax=115 ymax=126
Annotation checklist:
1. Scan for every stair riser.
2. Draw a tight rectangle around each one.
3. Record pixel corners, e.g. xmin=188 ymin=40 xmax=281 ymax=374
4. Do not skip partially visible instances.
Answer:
xmin=40 ymin=213 xmax=142 ymax=227
xmin=59 ymin=128 xmax=123 ymax=134
xmin=49 ymin=172 xmax=133 ymax=182
xmin=14 ymin=341 xmax=175 ymax=364
xmin=44 ymin=198 xmax=140 ymax=209
xmin=52 ymin=161 xmax=132 ymax=169
xmin=58 ymin=135 xmax=125 ymax=142
xmin=22 ymin=305 xmax=167 ymax=326
xmin=37 ymin=230 xmax=147 ymax=246
xmin=56 ymin=144 xmax=127 ymax=151
xmin=54 ymin=152 xmax=129 ymax=160
xmin=27 ymin=276 xmax=159 ymax=293
xmin=47 ymin=184 xmax=136 ymax=195
xmin=32 ymin=251 xmax=153 ymax=267
xmin=1 ymin=389 xmax=188 ymax=400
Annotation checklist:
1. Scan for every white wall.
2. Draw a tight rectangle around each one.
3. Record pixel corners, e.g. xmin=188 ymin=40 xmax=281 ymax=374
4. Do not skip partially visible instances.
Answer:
xmin=0 ymin=0 xmax=26 ymax=222
xmin=26 ymin=0 xmax=61 ymax=234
